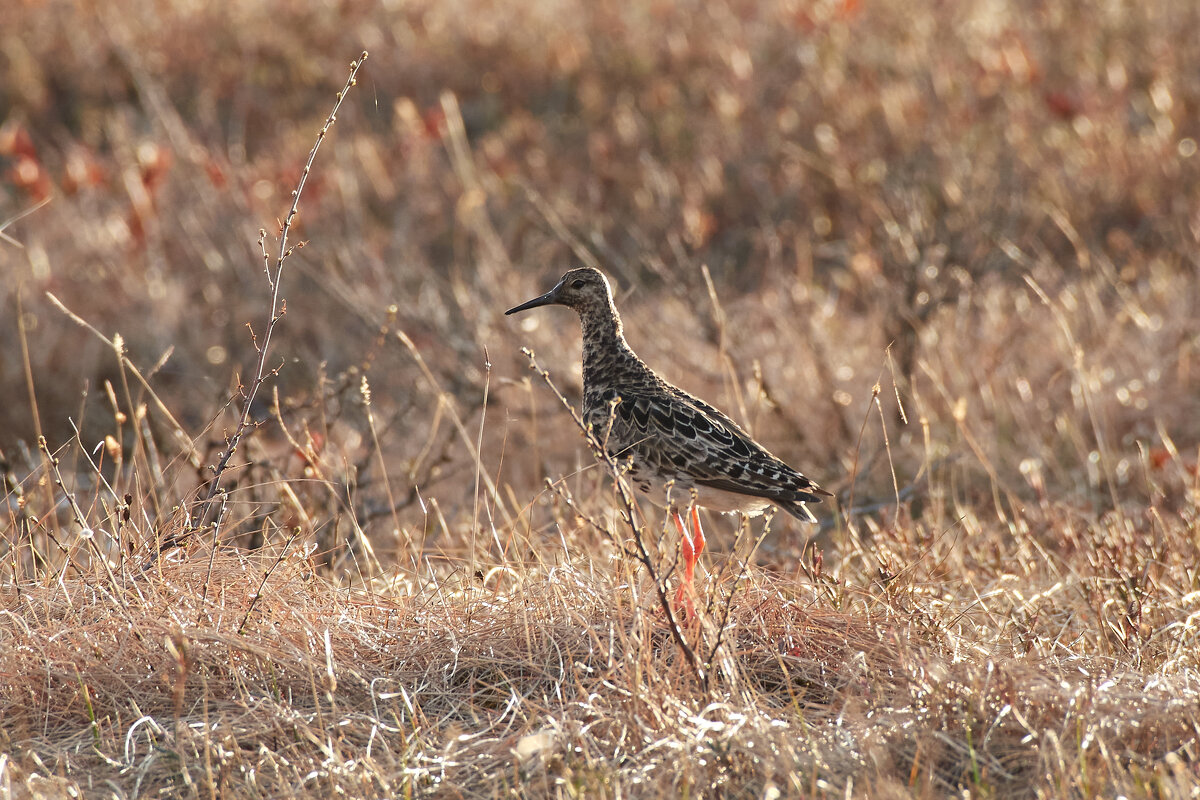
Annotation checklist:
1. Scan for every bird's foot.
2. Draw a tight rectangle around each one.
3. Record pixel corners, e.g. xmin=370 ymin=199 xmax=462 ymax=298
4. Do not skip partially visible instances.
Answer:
xmin=673 ymin=581 xmax=698 ymax=623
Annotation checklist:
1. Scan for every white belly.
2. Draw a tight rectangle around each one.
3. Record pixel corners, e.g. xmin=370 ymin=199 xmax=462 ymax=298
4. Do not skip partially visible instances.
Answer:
xmin=625 ymin=466 xmax=773 ymax=516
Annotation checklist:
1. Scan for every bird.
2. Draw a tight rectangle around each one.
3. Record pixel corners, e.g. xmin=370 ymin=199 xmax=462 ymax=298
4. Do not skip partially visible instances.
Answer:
xmin=506 ymin=266 xmax=830 ymax=613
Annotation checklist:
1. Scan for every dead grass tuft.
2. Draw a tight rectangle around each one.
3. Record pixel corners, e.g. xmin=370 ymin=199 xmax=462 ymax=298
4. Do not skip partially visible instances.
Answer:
xmin=3 ymin=531 xmax=1199 ymax=797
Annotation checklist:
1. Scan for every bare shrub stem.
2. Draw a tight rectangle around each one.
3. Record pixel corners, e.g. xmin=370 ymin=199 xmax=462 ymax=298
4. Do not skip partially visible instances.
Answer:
xmin=187 ymin=52 xmax=368 ymax=548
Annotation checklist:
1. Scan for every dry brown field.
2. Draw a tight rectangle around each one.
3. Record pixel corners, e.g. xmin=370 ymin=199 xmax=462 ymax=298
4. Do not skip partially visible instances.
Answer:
xmin=2 ymin=1 xmax=1199 ymax=796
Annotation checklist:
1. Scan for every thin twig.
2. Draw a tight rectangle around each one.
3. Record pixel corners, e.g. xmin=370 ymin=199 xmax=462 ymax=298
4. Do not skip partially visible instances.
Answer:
xmin=46 ymin=293 xmax=202 ymax=466
xmin=238 ymin=527 xmax=304 ymax=635
xmin=37 ymin=437 xmax=136 ymax=626
xmin=395 ymin=330 xmax=516 ymax=530
xmin=843 ymin=381 xmax=880 ymax=544
xmin=0 ymin=196 xmax=51 ymax=247
xmin=182 ymin=52 xmax=368 ymax=562
xmin=471 ymin=348 xmax=498 ymax=572
xmin=704 ymin=512 xmax=775 ymax=678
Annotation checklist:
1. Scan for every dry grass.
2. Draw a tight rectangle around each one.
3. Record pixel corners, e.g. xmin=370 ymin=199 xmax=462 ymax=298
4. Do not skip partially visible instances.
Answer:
xmin=3 ymin=0 xmax=1200 ymax=797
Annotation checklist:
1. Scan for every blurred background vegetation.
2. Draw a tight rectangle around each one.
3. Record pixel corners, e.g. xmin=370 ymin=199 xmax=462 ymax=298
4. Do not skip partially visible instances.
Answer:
xmin=4 ymin=2 xmax=1200 ymax=796
xmin=2 ymin=0 xmax=1198 ymax=552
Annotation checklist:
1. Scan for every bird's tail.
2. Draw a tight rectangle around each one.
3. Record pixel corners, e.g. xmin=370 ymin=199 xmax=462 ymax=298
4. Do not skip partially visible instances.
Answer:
xmin=781 ymin=498 xmax=819 ymax=523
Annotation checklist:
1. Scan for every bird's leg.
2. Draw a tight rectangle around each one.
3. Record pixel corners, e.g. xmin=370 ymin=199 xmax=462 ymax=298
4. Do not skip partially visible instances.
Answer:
xmin=673 ymin=511 xmax=698 ymax=619
xmin=682 ymin=505 xmax=707 ymax=617
xmin=675 ymin=511 xmax=695 ymax=566
xmin=690 ymin=505 xmax=706 ymax=560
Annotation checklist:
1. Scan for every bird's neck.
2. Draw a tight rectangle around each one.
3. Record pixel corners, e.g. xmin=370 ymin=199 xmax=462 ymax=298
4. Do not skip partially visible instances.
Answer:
xmin=579 ymin=305 xmax=638 ymax=389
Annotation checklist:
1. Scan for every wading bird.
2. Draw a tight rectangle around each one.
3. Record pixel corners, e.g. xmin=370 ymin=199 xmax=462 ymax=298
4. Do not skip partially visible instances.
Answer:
xmin=507 ymin=267 xmax=829 ymax=613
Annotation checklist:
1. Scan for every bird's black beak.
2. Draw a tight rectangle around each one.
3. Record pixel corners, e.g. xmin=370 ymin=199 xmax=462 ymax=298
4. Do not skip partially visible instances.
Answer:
xmin=505 ymin=281 xmax=562 ymax=315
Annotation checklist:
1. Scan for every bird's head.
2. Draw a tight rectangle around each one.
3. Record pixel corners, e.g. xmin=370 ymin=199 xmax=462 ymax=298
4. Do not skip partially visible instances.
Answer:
xmin=505 ymin=267 xmax=614 ymax=317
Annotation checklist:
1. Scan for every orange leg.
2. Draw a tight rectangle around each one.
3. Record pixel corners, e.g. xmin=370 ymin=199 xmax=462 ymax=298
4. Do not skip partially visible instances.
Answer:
xmin=672 ymin=507 xmax=707 ymax=618
xmin=690 ymin=505 xmax=706 ymax=560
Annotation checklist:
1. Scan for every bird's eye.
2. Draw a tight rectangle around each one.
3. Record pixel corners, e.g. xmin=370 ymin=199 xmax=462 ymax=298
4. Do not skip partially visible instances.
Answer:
xmin=571 ymin=279 xmax=585 ymax=289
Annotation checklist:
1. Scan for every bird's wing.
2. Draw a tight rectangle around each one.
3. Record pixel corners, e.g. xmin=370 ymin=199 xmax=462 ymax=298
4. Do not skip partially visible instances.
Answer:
xmin=594 ymin=388 xmax=829 ymax=507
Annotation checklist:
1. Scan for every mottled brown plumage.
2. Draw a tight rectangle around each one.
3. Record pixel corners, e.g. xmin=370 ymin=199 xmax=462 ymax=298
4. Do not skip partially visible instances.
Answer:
xmin=506 ymin=267 xmax=829 ymax=521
